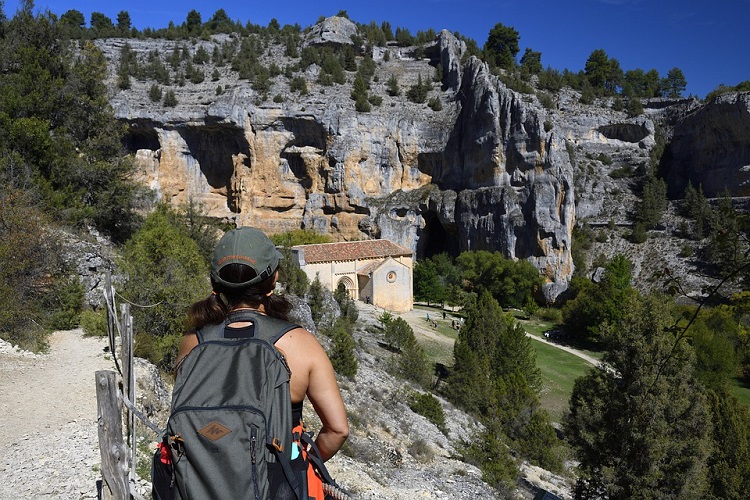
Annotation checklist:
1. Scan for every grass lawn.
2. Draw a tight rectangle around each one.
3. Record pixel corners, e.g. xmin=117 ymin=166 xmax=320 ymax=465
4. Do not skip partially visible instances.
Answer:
xmin=731 ymin=377 xmax=750 ymax=408
xmin=532 ymin=340 xmax=594 ymax=423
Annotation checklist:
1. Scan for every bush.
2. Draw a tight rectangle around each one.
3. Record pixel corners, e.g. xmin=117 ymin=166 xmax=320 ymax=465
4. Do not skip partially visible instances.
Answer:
xmin=47 ymin=277 xmax=84 ymax=330
xmin=629 ymin=222 xmax=648 ymax=243
xmin=427 ymin=97 xmax=442 ymax=111
xmin=355 ymin=96 xmax=371 ymax=112
xmin=538 ymin=92 xmax=555 ymax=110
xmin=536 ymin=307 xmax=562 ymax=323
xmin=290 ymin=76 xmax=308 ymax=94
xmin=407 ymin=74 xmax=430 ymax=103
xmin=368 ymin=94 xmax=383 ymax=106
xmin=609 ymin=165 xmax=635 ymax=178
xmin=408 ymin=438 xmax=435 ymax=463
xmin=148 ymin=84 xmax=162 ymax=102
xmin=119 ymin=205 xmax=210 ymax=370
xmin=384 ymin=317 xmax=413 ymax=349
xmin=163 ymin=90 xmax=178 ymax=107
xmin=409 ymin=392 xmax=447 ymax=433
xmin=80 ymin=308 xmax=108 ymax=337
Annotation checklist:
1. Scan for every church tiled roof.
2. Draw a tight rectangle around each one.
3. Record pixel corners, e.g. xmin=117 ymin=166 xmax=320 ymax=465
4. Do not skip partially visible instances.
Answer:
xmin=293 ymin=239 xmax=412 ymax=264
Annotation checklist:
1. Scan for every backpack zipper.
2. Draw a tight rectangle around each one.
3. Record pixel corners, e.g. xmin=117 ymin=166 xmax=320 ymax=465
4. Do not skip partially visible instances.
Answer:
xmin=251 ymin=427 xmax=260 ymax=500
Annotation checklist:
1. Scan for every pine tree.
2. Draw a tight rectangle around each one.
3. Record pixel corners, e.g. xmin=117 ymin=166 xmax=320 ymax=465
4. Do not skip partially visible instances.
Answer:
xmin=328 ymin=317 xmax=358 ymax=378
xmin=565 ymin=294 xmax=711 ymax=498
xmin=307 ymin=275 xmax=325 ymax=326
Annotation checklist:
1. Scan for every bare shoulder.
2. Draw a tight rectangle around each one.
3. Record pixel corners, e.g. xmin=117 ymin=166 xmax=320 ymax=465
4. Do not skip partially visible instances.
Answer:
xmin=277 ymin=326 xmax=325 ymax=354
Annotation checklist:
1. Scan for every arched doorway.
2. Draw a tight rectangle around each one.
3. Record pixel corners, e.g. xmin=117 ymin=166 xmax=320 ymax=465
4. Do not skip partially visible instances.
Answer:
xmin=336 ymin=276 xmax=356 ymax=299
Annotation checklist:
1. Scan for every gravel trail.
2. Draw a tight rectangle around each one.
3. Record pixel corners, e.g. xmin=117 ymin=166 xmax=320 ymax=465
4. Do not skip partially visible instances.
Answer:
xmin=0 ymin=330 xmax=112 ymax=499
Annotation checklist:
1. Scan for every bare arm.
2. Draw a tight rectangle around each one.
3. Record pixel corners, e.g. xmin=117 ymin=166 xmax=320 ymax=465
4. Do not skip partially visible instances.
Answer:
xmin=295 ymin=332 xmax=349 ymax=461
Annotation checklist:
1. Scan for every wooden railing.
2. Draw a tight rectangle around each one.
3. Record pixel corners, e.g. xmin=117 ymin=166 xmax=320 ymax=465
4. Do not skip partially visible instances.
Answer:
xmin=95 ymin=273 xmax=149 ymax=500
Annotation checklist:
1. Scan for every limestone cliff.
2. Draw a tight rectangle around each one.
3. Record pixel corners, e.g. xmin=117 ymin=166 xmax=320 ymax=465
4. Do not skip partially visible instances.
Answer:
xmin=101 ymin=21 xmax=747 ymax=302
xmin=662 ymin=92 xmax=750 ymax=198
xmin=100 ymin=27 xmax=578 ymax=301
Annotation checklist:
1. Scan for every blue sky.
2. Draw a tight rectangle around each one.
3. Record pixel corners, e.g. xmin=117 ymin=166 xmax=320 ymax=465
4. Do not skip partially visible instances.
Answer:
xmin=4 ymin=0 xmax=749 ymax=98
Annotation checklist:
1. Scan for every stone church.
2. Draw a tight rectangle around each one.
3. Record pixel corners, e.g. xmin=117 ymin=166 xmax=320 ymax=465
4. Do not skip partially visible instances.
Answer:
xmin=290 ymin=240 xmax=413 ymax=312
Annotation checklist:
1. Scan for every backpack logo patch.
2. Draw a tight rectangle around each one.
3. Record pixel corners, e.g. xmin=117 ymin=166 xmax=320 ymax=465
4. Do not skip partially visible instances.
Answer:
xmin=198 ymin=422 xmax=232 ymax=441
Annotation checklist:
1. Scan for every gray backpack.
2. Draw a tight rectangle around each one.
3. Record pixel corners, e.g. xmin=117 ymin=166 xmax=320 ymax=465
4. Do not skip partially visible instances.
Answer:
xmin=166 ymin=310 xmax=302 ymax=499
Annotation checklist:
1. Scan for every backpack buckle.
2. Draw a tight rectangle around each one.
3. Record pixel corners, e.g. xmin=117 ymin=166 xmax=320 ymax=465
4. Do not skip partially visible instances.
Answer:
xmin=170 ymin=434 xmax=185 ymax=457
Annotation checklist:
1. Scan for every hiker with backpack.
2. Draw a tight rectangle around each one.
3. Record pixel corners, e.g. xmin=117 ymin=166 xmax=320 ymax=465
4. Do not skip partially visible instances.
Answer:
xmin=157 ymin=227 xmax=349 ymax=500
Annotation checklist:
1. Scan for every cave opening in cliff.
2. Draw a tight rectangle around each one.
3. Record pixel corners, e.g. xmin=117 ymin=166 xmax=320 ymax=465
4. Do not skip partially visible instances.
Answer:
xmin=180 ymin=126 xmax=251 ymax=189
xmin=123 ymin=123 xmax=159 ymax=152
xmin=417 ymin=211 xmax=456 ymax=259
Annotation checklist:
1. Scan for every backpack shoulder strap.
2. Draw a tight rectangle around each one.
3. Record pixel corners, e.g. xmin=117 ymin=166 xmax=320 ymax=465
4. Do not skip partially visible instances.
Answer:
xmin=196 ymin=310 xmax=299 ymax=344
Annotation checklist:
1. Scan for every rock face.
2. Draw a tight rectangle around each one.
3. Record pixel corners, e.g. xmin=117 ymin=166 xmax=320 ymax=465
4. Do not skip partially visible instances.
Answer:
xmin=101 ymin=27 xmax=577 ymax=301
xmin=101 ymin=20 xmax=750 ymax=302
xmin=662 ymin=92 xmax=750 ymax=198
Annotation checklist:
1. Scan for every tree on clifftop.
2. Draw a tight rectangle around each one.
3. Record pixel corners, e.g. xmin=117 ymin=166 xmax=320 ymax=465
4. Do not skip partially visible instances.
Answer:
xmin=483 ymin=22 xmax=519 ymax=70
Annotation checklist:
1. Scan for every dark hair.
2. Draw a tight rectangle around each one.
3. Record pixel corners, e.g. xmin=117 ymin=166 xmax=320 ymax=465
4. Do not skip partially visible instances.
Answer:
xmin=188 ymin=263 xmax=292 ymax=330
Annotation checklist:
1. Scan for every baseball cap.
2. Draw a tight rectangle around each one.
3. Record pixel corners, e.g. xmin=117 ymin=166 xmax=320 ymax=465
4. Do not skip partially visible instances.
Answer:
xmin=211 ymin=227 xmax=283 ymax=288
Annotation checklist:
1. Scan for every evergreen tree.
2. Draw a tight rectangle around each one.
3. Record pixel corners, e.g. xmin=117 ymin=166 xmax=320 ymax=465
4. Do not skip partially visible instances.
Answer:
xmin=705 ymin=388 xmax=750 ymax=498
xmin=120 ymin=205 xmax=210 ymax=371
xmin=148 ymin=84 xmax=162 ymax=102
xmin=635 ymin=175 xmax=668 ymax=229
xmin=116 ymin=11 xmax=131 ymax=35
xmin=448 ymin=292 xmax=558 ymax=469
xmin=562 ymin=254 xmax=636 ymax=342
xmin=386 ymin=73 xmax=400 ymax=96
xmin=663 ymin=67 xmax=687 ymax=98
xmin=484 ymin=22 xmax=520 ymax=70
xmin=565 ymin=294 xmax=711 ymax=499
xmin=307 ymin=275 xmax=325 ymax=325
xmin=406 ymin=74 xmax=430 ymax=103
xmin=328 ymin=317 xmax=358 ymax=378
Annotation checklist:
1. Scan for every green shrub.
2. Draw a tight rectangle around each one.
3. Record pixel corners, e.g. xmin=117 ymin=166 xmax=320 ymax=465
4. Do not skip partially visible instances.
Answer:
xmin=609 ymin=165 xmax=635 ymax=178
xmin=409 ymin=392 xmax=447 ymax=433
xmin=368 ymin=94 xmax=383 ymax=106
xmin=47 ymin=277 xmax=84 ymax=330
xmin=148 ymin=84 xmax=162 ymax=102
xmin=428 ymin=96 xmax=442 ymax=111
xmin=538 ymin=92 xmax=555 ymax=110
xmin=679 ymin=244 xmax=694 ymax=258
xmin=629 ymin=222 xmax=648 ymax=243
xmin=163 ymin=90 xmax=178 ymax=107
xmin=536 ymin=307 xmax=562 ymax=323
xmin=597 ymin=153 xmax=613 ymax=165
xmin=80 ymin=308 xmax=108 ymax=337
xmin=290 ymin=76 xmax=308 ymax=94
xmin=407 ymin=74 xmax=430 ymax=103
xmin=355 ymin=96 xmax=371 ymax=112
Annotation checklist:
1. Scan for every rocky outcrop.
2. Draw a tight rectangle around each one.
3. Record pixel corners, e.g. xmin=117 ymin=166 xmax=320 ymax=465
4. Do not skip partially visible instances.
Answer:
xmin=101 ymin=26 xmax=579 ymax=301
xmin=662 ymin=92 xmax=750 ymax=198
xmin=304 ymin=16 xmax=358 ymax=48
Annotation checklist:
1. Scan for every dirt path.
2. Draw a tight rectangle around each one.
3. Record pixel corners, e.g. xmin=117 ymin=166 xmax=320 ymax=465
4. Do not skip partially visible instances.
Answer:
xmin=0 ymin=329 xmax=112 ymax=460
xmin=358 ymin=302 xmax=600 ymax=368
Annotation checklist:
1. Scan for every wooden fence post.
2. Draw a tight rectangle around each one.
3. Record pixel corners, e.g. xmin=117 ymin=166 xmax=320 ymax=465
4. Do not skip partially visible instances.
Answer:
xmin=120 ymin=303 xmax=137 ymax=483
xmin=96 ymin=370 xmax=130 ymax=500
